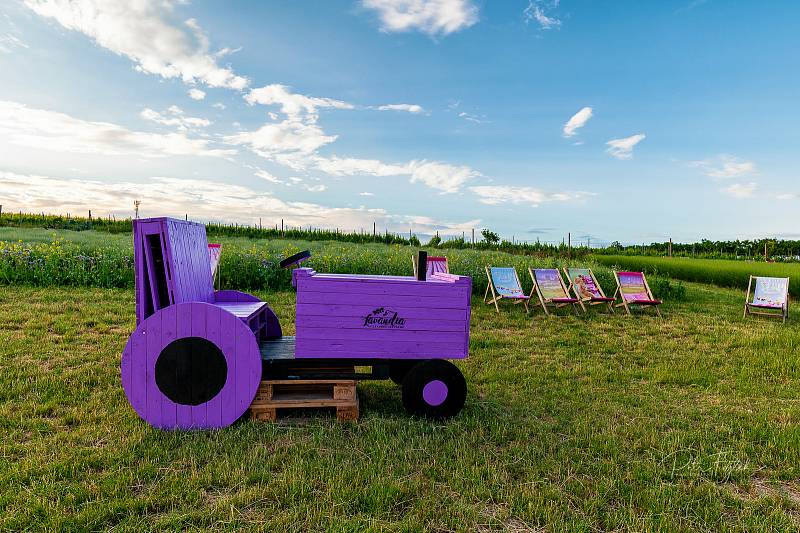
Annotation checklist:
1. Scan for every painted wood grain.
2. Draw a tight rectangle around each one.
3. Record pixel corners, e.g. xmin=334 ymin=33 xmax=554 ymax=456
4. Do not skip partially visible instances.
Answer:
xmin=121 ymin=302 xmax=262 ymax=430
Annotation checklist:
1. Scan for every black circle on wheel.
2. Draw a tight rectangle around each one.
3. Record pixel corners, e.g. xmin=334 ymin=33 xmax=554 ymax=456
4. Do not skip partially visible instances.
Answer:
xmin=401 ymin=360 xmax=467 ymax=419
xmin=279 ymin=250 xmax=311 ymax=269
xmin=388 ymin=360 xmax=416 ymax=385
xmin=155 ymin=337 xmax=228 ymax=406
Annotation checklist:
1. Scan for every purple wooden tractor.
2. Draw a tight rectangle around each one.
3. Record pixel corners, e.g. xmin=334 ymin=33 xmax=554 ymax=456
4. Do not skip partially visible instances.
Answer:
xmin=121 ymin=218 xmax=472 ymax=430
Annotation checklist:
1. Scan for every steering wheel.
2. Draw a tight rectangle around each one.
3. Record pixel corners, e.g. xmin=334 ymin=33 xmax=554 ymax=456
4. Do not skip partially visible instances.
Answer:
xmin=280 ymin=250 xmax=311 ymax=269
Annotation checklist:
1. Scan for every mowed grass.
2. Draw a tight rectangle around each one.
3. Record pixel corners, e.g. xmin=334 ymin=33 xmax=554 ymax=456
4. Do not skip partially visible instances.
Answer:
xmin=1 ymin=284 xmax=800 ymax=531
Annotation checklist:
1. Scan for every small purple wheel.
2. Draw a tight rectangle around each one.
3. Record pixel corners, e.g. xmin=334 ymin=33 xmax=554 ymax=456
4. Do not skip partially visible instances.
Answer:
xmin=121 ymin=302 xmax=262 ymax=430
xmin=422 ymin=380 xmax=448 ymax=406
xmin=402 ymin=360 xmax=467 ymax=419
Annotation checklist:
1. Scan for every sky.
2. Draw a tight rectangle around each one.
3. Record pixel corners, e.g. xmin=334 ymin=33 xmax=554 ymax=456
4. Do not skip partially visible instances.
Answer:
xmin=0 ymin=0 xmax=798 ymax=245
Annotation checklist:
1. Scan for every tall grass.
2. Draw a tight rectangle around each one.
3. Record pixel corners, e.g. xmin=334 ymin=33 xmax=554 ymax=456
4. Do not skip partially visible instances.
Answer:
xmin=0 ymin=228 xmax=620 ymax=296
xmin=595 ymin=255 xmax=800 ymax=298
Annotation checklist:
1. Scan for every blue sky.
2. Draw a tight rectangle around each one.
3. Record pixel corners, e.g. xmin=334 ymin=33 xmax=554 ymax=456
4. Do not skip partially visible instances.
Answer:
xmin=0 ymin=0 xmax=798 ymax=244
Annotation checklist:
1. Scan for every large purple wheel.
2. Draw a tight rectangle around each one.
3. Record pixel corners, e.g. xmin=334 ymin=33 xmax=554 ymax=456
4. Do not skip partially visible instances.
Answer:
xmin=121 ymin=302 xmax=262 ymax=430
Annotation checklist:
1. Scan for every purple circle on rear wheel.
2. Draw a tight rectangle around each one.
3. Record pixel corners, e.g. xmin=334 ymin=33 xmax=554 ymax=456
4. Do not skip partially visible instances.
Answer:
xmin=422 ymin=380 xmax=448 ymax=407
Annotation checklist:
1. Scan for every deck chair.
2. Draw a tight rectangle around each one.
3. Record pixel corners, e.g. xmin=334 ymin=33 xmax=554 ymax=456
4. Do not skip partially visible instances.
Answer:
xmin=208 ymin=243 xmax=221 ymax=289
xmin=528 ymin=268 xmax=580 ymax=315
xmin=613 ymin=271 xmax=662 ymax=316
xmin=564 ymin=267 xmax=615 ymax=313
xmin=744 ymin=276 xmax=789 ymax=322
xmin=412 ymin=254 xmax=449 ymax=278
xmin=484 ymin=266 xmax=529 ymax=313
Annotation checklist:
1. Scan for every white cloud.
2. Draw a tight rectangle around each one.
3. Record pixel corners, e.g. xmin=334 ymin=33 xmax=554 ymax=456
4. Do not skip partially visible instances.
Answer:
xmin=606 ymin=133 xmax=646 ymax=160
xmin=188 ymin=88 xmax=206 ymax=100
xmin=360 ymin=191 xmax=375 ymax=196
xmin=407 ymin=160 xmax=479 ymax=193
xmin=722 ymin=182 xmax=757 ymax=198
xmin=239 ymin=87 xmax=480 ymax=194
xmin=254 ymin=169 xmax=283 ymax=184
xmin=469 ymin=185 xmax=589 ymax=207
xmin=212 ymin=102 xmax=226 ymax=110
xmin=777 ymin=193 xmax=797 ymax=201
xmin=0 ymin=100 xmax=232 ymax=157
xmin=562 ymin=106 xmax=593 ymax=138
xmin=303 ymin=184 xmax=326 ymax=193
xmin=458 ymin=111 xmax=486 ymax=124
xmin=214 ymin=46 xmax=242 ymax=58
xmin=312 ymin=156 xmax=407 ymax=177
xmin=361 ymin=0 xmax=478 ymax=37
xmin=245 ymin=84 xmax=353 ymax=121
xmin=232 ymin=85 xmax=353 ymax=161
xmin=0 ymin=33 xmax=28 ymax=53
xmin=24 ymin=0 xmax=249 ymax=90
xmin=0 ymin=171 xmax=370 ymax=228
xmin=523 ymin=1 xmax=561 ymax=30
xmin=404 ymin=215 xmax=481 ymax=235
xmin=377 ymin=103 xmax=424 ymax=114
xmin=310 ymin=156 xmax=480 ymax=194
xmin=140 ymin=105 xmax=211 ymax=131
xmin=689 ymin=155 xmax=756 ymax=179
xmin=225 ymin=120 xmax=337 ymax=158
xmin=0 ymin=170 xmax=477 ymax=234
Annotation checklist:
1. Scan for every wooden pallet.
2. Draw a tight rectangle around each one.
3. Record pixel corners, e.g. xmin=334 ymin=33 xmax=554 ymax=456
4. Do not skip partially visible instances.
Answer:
xmin=249 ymin=379 xmax=359 ymax=422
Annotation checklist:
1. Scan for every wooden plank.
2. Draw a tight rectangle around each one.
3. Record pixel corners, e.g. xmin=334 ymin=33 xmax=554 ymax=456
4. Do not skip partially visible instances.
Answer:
xmin=297 ymin=291 xmax=468 ymax=309
xmin=205 ymin=305 xmax=223 ymax=428
xmin=145 ymin=309 xmax=163 ymax=428
xmin=129 ymin=326 xmax=147 ymax=419
xmin=159 ymin=305 xmax=178 ymax=428
xmin=311 ymin=272 xmax=462 ymax=284
xmin=219 ymin=308 xmax=238 ymax=426
xmin=295 ymin=303 xmax=467 ymax=321
xmin=175 ymin=303 xmax=193 ymax=429
xmin=259 ymin=336 xmax=296 ymax=360
xmin=296 ymin=315 xmax=467 ymax=332
xmin=190 ymin=303 xmax=208 ymax=428
xmin=298 ymin=327 xmax=466 ymax=342
xmin=235 ymin=314 xmax=254 ymax=417
xmin=249 ymin=379 xmax=359 ymax=422
xmin=296 ymin=338 xmax=467 ymax=356
xmin=297 ymin=279 xmax=469 ymax=298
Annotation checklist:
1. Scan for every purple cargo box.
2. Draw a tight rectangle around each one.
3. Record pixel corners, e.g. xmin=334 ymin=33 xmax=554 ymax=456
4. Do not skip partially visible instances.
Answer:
xmin=292 ymin=268 xmax=471 ymax=360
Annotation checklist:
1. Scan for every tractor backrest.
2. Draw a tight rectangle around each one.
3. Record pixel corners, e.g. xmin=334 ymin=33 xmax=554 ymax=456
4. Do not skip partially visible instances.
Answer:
xmin=133 ymin=217 xmax=214 ymax=324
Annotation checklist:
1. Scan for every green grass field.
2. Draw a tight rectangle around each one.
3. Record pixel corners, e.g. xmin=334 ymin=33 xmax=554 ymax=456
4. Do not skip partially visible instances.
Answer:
xmin=2 ymin=282 xmax=800 ymax=531
xmin=0 ymin=228 xmax=614 ymax=295
xmin=595 ymin=255 xmax=800 ymax=299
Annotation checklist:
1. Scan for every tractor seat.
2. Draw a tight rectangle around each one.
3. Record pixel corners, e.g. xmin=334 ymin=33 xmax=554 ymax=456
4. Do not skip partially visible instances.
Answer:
xmin=215 ymin=301 xmax=270 ymax=321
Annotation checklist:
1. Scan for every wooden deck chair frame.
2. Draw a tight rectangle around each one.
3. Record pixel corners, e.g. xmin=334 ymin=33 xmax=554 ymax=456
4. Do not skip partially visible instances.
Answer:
xmin=484 ymin=266 xmax=529 ymax=313
xmin=612 ymin=271 xmax=662 ymax=317
xmin=563 ymin=267 xmax=614 ymax=314
xmin=528 ymin=267 xmax=580 ymax=316
xmin=743 ymin=275 xmax=789 ymax=323
xmin=413 ymin=254 xmax=449 ymax=278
